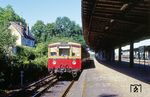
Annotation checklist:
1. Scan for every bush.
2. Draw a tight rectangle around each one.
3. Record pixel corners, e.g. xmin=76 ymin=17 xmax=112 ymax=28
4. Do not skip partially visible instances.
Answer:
xmin=15 ymin=46 xmax=36 ymax=63
xmin=0 ymin=45 xmax=49 ymax=89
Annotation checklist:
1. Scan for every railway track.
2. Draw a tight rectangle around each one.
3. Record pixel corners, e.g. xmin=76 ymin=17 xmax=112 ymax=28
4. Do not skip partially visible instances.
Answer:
xmin=8 ymin=74 xmax=58 ymax=97
xmin=8 ymin=74 xmax=75 ymax=97
xmin=32 ymin=78 xmax=58 ymax=97
xmin=40 ymin=80 xmax=75 ymax=97
xmin=60 ymin=80 xmax=74 ymax=97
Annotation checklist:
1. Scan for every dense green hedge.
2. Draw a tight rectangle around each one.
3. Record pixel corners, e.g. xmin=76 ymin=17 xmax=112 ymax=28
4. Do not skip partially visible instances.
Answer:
xmin=0 ymin=45 xmax=48 ymax=89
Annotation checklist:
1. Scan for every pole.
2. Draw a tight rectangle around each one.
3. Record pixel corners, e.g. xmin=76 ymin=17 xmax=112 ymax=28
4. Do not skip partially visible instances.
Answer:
xmin=144 ymin=46 xmax=145 ymax=66
xmin=20 ymin=70 xmax=24 ymax=87
xmin=119 ymin=46 xmax=121 ymax=62
xmin=130 ymin=41 xmax=134 ymax=68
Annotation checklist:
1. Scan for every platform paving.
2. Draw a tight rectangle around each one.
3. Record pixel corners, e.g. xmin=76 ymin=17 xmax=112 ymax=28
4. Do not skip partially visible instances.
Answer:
xmin=66 ymin=58 xmax=150 ymax=97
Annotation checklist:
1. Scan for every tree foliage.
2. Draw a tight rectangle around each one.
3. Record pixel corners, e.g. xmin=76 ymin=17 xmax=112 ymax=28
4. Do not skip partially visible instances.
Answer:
xmin=35 ymin=43 xmax=47 ymax=57
xmin=0 ymin=26 xmax=16 ymax=53
xmin=0 ymin=5 xmax=26 ymax=26
xmin=0 ymin=5 xmax=26 ymax=66
xmin=31 ymin=16 xmax=84 ymax=45
xmin=31 ymin=20 xmax=46 ymax=42
xmin=0 ymin=6 xmax=49 ymax=89
xmin=0 ymin=5 xmax=26 ymax=57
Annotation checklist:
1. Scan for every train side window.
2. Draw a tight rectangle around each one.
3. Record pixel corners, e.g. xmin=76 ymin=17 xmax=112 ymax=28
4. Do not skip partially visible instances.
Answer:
xmin=72 ymin=52 xmax=75 ymax=56
xmin=51 ymin=52 xmax=57 ymax=56
xmin=76 ymin=53 xmax=80 ymax=57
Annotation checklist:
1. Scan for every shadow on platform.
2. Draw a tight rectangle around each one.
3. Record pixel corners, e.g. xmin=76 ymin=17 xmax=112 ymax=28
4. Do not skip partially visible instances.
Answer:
xmin=95 ymin=57 xmax=150 ymax=84
xmin=82 ymin=58 xmax=95 ymax=70
xmin=99 ymin=94 xmax=118 ymax=97
xmin=58 ymin=73 xmax=81 ymax=81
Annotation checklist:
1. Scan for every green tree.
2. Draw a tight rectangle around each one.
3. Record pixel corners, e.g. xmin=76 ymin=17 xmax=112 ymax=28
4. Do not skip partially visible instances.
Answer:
xmin=31 ymin=20 xmax=46 ymax=43
xmin=0 ymin=5 xmax=25 ymax=61
xmin=15 ymin=46 xmax=35 ymax=63
xmin=54 ymin=17 xmax=82 ymax=37
xmin=0 ymin=25 xmax=16 ymax=57
xmin=0 ymin=5 xmax=26 ymax=26
xmin=35 ymin=43 xmax=47 ymax=57
xmin=31 ymin=16 xmax=84 ymax=45
xmin=45 ymin=23 xmax=55 ymax=41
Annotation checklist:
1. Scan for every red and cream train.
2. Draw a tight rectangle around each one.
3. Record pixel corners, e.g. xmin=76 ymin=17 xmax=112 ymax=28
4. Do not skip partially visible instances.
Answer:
xmin=47 ymin=42 xmax=84 ymax=77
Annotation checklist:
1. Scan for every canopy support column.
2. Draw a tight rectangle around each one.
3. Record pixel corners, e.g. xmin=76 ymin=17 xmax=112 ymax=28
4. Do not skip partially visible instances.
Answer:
xmin=130 ymin=42 xmax=134 ymax=67
xmin=119 ymin=46 xmax=122 ymax=62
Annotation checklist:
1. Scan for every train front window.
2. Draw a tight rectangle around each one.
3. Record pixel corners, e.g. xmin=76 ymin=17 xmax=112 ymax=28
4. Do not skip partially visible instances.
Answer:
xmin=50 ymin=52 xmax=57 ymax=56
xmin=59 ymin=49 xmax=70 ymax=56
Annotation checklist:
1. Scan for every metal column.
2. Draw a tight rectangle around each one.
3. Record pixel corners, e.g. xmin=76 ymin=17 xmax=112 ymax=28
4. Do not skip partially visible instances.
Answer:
xmin=130 ymin=42 xmax=134 ymax=67
xmin=119 ymin=46 xmax=121 ymax=62
xmin=111 ymin=48 xmax=115 ymax=62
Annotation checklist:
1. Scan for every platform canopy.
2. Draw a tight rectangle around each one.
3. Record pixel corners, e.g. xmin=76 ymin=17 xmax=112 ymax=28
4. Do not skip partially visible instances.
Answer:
xmin=82 ymin=0 xmax=150 ymax=51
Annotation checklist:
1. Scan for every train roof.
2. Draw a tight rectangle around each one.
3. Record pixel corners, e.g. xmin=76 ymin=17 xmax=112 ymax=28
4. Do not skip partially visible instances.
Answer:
xmin=48 ymin=42 xmax=81 ymax=46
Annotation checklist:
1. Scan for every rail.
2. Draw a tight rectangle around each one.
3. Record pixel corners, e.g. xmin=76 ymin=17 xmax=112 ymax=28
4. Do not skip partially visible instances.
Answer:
xmin=60 ymin=80 xmax=75 ymax=97
xmin=8 ymin=74 xmax=56 ymax=97
xmin=32 ymin=78 xmax=58 ymax=97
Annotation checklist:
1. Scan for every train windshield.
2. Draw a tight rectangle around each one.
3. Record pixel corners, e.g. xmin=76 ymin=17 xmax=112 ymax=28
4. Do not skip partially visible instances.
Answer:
xmin=50 ymin=52 xmax=57 ymax=56
xmin=59 ymin=48 xmax=70 ymax=56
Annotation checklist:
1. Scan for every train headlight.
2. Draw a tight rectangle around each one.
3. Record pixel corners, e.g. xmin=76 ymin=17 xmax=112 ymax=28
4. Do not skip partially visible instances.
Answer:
xmin=72 ymin=60 xmax=76 ymax=65
xmin=52 ymin=60 xmax=56 ymax=65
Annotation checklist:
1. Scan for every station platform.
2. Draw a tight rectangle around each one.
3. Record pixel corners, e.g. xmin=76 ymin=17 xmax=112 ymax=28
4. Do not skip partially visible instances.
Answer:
xmin=66 ymin=58 xmax=150 ymax=97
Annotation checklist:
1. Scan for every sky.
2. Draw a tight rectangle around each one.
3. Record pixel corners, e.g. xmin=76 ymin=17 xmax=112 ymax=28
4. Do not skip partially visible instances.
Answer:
xmin=0 ymin=0 xmax=82 ymax=28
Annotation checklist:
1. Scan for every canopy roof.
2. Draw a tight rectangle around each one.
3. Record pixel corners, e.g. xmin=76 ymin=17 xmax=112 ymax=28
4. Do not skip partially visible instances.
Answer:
xmin=82 ymin=0 xmax=150 ymax=51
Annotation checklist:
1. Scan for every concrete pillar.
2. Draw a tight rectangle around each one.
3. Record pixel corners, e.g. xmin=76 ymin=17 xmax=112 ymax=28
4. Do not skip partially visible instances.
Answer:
xmin=143 ymin=46 xmax=145 ymax=65
xmin=119 ymin=46 xmax=121 ymax=62
xmin=111 ymin=48 xmax=115 ymax=62
xmin=105 ymin=49 xmax=110 ymax=62
xmin=107 ymin=50 xmax=111 ymax=62
xmin=103 ymin=50 xmax=106 ymax=61
xmin=130 ymin=42 xmax=134 ymax=67
xmin=105 ymin=48 xmax=114 ymax=62
xmin=97 ymin=50 xmax=103 ymax=60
